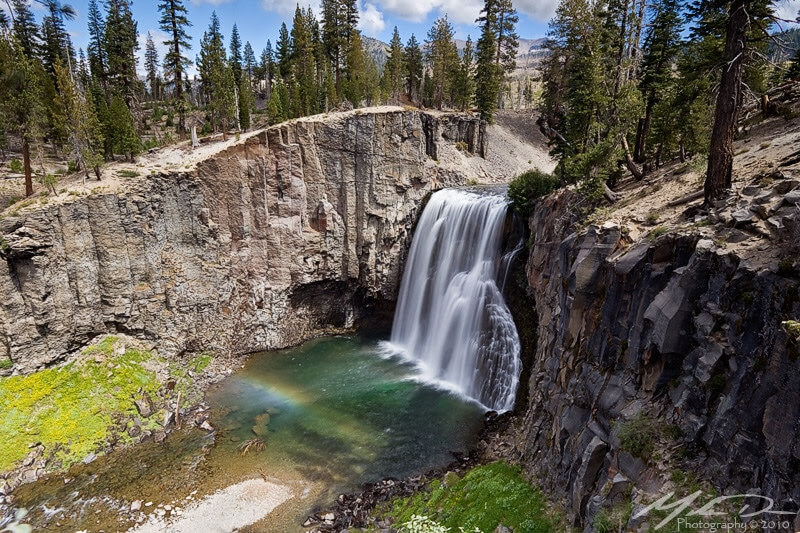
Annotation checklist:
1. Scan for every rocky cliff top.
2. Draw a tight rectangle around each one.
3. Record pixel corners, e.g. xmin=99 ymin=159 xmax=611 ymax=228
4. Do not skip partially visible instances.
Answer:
xmin=1 ymin=107 xmax=553 ymax=218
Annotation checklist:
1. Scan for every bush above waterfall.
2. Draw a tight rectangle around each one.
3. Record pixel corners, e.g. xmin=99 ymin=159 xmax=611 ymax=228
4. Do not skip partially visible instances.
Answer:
xmin=508 ymin=170 xmax=560 ymax=217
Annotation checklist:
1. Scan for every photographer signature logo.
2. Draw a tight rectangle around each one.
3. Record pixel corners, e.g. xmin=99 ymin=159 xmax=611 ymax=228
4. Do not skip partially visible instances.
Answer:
xmin=634 ymin=491 xmax=797 ymax=531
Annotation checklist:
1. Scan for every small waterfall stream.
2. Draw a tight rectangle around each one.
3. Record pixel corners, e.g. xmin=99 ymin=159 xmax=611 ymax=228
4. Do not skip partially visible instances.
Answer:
xmin=387 ymin=188 xmax=522 ymax=412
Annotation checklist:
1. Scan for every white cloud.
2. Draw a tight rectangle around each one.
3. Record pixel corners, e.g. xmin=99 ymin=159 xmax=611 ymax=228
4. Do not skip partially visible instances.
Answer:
xmin=437 ymin=0 xmax=482 ymax=24
xmin=371 ymin=0 xmax=556 ymax=25
xmin=511 ymin=0 xmax=559 ymax=21
xmin=260 ymin=0 xmax=322 ymax=18
xmin=773 ymin=0 xmax=800 ymax=24
xmin=190 ymin=0 xmax=234 ymax=6
xmin=136 ymin=29 xmax=172 ymax=77
xmin=359 ymin=2 xmax=386 ymax=36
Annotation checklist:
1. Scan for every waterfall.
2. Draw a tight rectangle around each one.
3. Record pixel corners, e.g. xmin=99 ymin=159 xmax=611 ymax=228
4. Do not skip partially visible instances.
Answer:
xmin=387 ymin=188 xmax=522 ymax=412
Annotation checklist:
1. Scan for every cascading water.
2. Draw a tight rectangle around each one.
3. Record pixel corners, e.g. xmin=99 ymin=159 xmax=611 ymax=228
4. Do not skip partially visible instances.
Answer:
xmin=387 ymin=188 xmax=522 ymax=412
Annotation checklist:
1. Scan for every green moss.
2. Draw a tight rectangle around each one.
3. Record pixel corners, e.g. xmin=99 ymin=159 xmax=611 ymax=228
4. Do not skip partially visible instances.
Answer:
xmin=783 ymin=320 xmax=800 ymax=339
xmin=383 ymin=462 xmax=560 ymax=533
xmin=593 ymin=501 xmax=633 ymax=533
xmin=0 ymin=336 xmax=168 ymax=473
xmin=616 ymin=413 xmax=678 ymax=461
xmin=190 ymin=353 xmax=212 ymax=373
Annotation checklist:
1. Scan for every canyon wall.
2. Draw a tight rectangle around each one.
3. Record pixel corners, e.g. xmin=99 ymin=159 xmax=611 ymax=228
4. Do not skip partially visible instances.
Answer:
xmin=0 ymin=109 xmax=486 ymax=372
xmin=510 ymin=188 xmax=800 ymax=528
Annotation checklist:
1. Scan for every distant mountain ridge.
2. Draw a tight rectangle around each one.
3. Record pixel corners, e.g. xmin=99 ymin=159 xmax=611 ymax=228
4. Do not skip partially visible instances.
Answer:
xmin=362 ymin=35 xmax=549 ymax=70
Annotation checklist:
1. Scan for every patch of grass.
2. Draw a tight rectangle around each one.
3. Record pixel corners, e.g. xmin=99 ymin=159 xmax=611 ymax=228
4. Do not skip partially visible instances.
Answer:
xmin=189 ymin=352 xmax=212 ymax=373
xmin=455 ymin=141 xmax=469 ymax=152
xmin=383 ymin=461 xmax=560 ymax=533
xmin=783 ymin=320 xmax=800 ymax=340
xmin=646 ymin=212 xmax=659 ymax=225
xmin=616 ymin=413 xmax=679 ymax=461
xmin=0 ymin=357 xmax=12 ymax=370
xmin=0 ymin=336 xmax=169 ymax=473
xmin=593 ymin=500 xmax=633 ymax=533
xmin=649 ymin=226 xmax=668 ymax=239
xmin=116 ymin=170 xmax=140 ymax=178
xmin=8 ymin=158 xmax=23 ymax=173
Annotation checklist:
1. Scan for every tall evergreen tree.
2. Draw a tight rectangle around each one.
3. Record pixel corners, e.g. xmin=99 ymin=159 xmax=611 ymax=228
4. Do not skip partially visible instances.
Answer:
xmin=144 ymin=32 xmax=160 ymax=100
xmin=382 ymin=26 xmax=404 ymax=101
xmin=493 ymin=0 xmax=519 ymax=74
xmin=10 ymin=0 xmax=40 ymax=58
xmin=425 ymin=15 xmax=458 ymax=110
xmin=86 ymin=0 xmax=108 ymax=87
xmin=54 ymin=59 xmax=104 ymax=179
xmin=404 ymin=34 xmax=423 ymax=104
xmin=475 ymin=0 xmax=501 ymax=122
xmin=276 ymin=22 xmax=292 ymax=79
xmin=321 ymin=0 xmax=358 ymax=95
xmin=243 ymin=41 xmax=256 ymax=80
xmin=40 ymin=0 xmax=77 ymax=80
xmin=197 ymin=11 xmax=235 ymax=134
xmin=104 ymin=0 xmax=139 ymax=106
xmin=0 ymin=32 xmax=45 ymax=196
xmin=229 ymin=23 xmax=242 ymax=84
xmin=453 ymin=35 xmax=475 ymax=111
xmin=704 ymin=0 xmax=774 ymax=203
xmin=158 ymin=0 xmax=192 ymax=137
xmin=290 ymin=6 xmax=318 ymax=116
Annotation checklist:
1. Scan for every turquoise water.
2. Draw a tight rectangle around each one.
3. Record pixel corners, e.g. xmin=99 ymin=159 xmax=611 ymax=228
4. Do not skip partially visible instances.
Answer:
xmin=208 ymin=335 xmax=486 ymax=488
xmin=10 ymin=335 xmax=486 ymax=531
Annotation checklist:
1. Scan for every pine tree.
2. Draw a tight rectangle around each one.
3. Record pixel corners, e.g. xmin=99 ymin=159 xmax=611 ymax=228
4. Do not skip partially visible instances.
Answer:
xmin=54 ymin=60 xmax=105 ymax=179
xmin=105 ymin=0 xmax=139 ymax=107
xmin=108 ymin=93 xmax=139 ymax=160
xmin=0 ymin=33 xmax=46 ymax=197
xmin=454 ymin=36 xmax=475 ymax=111
xmin=475 ymin=0 xmax=501 ymax=122
xmin=290 ymin=5 xmax=318 ymax=116
xmin=144 ymin=32 xmax=160 ymax=100
xmin=276 ymin=22 xmax=292 ymax=80
xmin=321 ymin=0 xmax=359 ymax=96
xmin=229 ymin=23 xmax=242 ymax=85
xmin=382 ymin=26 xmax=404 ymax=102
xmin=425 ymin=16 xmax=458 ymax=110
xmin=342 ymin=29 xmax=368 ymax=105
xmin=404 ymin=34 xmax=423 ymax=104
xmin=704 ymin=0 xmax=774 ymax=203
xmin=197 ymin=12 xmax=236 ymax=135
xmin=243 ymin=41 xmax=256 ymax=80
xmin=40 ymin=1 xmax=77 ymax=80
xmin=10 ymin=0 xmax=40 ymax=58
xmin=86 ymin=0 xmax=108 ymax=88
xmin=158 ymin=0 xmax=192 ymax=137
xmin=633 ymin=0 xmax=682 ymax=163
xmin=493 ymin=0 xmax=519 ymax=75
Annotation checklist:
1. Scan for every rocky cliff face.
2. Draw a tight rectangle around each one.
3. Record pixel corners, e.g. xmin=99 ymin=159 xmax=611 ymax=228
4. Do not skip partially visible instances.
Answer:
xmin=0 ymin=109 xmax=487 ymax=373
xmin=510 ymin=187 xmax=800 ymax=528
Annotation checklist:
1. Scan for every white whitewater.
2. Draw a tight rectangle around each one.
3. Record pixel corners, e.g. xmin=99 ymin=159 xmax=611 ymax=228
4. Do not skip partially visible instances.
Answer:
xmin=388 ymin=188 xmax=522 ymax=412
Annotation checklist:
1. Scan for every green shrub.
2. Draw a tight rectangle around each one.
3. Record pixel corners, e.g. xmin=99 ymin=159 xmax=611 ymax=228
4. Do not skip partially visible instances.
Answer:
xmin=508 ymin=169 xmax=560 ymax=217
xmin=385 ymin=461 xmax=559 ymax=533
xmin=8 ymin=158 xmax=23 ymax=173
xmin=617 ymin=413 xmax=660 ymax=459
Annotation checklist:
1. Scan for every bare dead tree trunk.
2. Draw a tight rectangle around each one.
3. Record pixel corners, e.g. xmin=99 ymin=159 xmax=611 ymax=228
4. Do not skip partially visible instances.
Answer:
xmin=621 ymin=134 xmax=645 ymax=180
xmin=705 ymin=0 xmax=749 ymax=204
xmin=23 ymin=138 xmax=33 ymax=197
xmin=634 ymin=95 xmax=655 ymax=163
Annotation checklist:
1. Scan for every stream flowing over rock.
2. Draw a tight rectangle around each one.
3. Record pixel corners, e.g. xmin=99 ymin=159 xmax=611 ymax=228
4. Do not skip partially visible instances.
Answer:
xmin=0 ymin=110 xmax=488 ymax=371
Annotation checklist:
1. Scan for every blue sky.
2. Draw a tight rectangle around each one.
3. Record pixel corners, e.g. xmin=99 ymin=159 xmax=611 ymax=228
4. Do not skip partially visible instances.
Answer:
xmin=9 ymin=0 xmax=800 ymax=77
xmin=46 ymin=0 xmax=558 ymax=77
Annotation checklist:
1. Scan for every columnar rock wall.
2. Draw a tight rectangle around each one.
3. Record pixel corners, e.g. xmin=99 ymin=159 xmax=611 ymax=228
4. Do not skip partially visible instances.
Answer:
xmin=0 ymin=110 xmax=486 ymax=372
xmin=513 ymin=190 xmax=800 ymax=527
